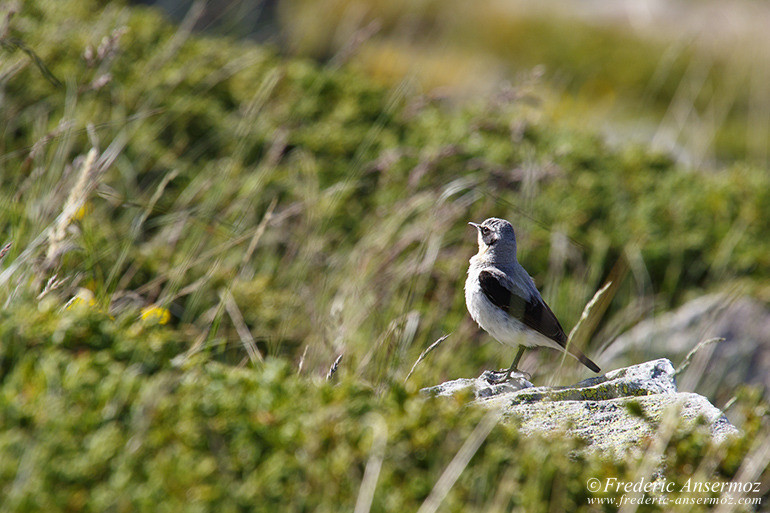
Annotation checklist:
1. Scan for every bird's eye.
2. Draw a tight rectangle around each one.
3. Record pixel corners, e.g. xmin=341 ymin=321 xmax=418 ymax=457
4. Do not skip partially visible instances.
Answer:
xmin=480 ymin=227 xmax=490 ymax=235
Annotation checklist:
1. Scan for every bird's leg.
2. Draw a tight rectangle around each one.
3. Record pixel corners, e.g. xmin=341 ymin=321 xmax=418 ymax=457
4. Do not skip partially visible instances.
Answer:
xmin=489 ymin=345 xmax=526 ymax=384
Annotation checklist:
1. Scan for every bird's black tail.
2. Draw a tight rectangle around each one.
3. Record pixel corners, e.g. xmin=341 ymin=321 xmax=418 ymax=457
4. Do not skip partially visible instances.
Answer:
xmin=567 ymin=344 xmax=601 ymax=373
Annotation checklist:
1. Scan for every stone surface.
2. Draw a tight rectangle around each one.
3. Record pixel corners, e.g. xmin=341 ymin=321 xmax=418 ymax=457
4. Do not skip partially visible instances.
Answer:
xmin=422 ymin=359 xmax=738 ymax=454
xmin=423 ymin=369 xmax=534 ymax=398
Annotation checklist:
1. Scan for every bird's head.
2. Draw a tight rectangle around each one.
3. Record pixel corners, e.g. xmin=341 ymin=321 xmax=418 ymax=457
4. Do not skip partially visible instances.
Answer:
xmin=468 ymin=218 xmax=517 ymax=261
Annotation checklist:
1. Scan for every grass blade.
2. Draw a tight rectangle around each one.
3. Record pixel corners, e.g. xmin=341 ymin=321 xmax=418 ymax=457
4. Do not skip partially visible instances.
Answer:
xmin=404 ymin=334 xmax=450 ymax=383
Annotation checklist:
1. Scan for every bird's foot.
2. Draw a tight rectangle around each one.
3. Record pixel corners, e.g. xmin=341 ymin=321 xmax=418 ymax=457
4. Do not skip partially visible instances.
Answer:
xmin=486 ymin=373 xmax=509 ymax=385
xmin=485 ymin=368 xmax=531 ymax=384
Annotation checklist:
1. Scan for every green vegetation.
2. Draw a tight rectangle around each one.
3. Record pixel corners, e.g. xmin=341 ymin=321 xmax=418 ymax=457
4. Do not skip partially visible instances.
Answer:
xmin=0 ymin=305 xmax=766 ymax=512
xmin=282 ymin=0 xmax=770 ymax=165
xmin=0 ymin=0 xmax=768 ymax=511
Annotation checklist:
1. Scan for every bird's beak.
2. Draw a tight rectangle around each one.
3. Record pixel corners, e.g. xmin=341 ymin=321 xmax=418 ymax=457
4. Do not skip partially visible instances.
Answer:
xmin=469 ymin=222 xmax=486 ymax=254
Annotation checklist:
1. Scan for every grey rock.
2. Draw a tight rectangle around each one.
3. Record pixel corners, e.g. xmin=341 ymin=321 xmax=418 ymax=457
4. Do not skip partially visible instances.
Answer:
xmin=422 ymin=369 xmax=534 ymax=398
xmin=601 ymin=294 xmax=770 ymax=406
xmin=423 ymin=359 xmax=738 ymax=454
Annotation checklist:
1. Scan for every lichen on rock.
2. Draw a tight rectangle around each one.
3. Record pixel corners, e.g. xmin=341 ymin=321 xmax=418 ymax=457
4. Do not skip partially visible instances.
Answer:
xmin=422 ymin=358 xmax=738 ymax=454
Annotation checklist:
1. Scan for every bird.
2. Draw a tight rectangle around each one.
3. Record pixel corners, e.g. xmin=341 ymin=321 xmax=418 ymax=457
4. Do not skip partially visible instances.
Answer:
xmin=464 ymin=217 xmax=600 ymax=383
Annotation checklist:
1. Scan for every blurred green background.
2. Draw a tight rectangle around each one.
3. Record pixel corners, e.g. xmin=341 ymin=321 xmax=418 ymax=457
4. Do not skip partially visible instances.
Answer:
xmin=137 ymin=0 xmax=770 ymax=167
xmin=1 ymin=0 xmax=768 ymax=510
xmin=110 ymin=0 xmax=770 ymax=388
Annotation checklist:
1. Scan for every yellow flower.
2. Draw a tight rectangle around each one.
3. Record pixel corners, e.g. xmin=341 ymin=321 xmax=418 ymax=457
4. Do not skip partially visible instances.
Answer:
xmin=74 ymin=201 xmax=93 ymax=221
xmin=141 ymin=305 xmax=171 ymax=325
xmin=65 ymin=288 xmax=96 ymax=310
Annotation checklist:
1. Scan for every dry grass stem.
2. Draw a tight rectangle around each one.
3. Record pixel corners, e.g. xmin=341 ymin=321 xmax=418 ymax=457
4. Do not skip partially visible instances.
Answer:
xmin=106 ymin=168 xmax=179 ymax=294
xmin=222 ymin=289 xmax=263 ymax=364
xmin=326 ymin=353 xmax=343 ymax=381
xmin=330 ymin=19 xmax=382 ymax=70
xmin=135 ymin=220 xmax=276 ymax=299
xmin=417 ymin=409 xmax=501 ymax=513
xmin=714 ymin=427 xmax=770 ymax=513
xmin=353 ymin=414 xmax=388 ymax=513
xmin=567 ymin=280 xmax=613 ymax=343
xmin=45 ymin=148 xmax=98 ymax=266
xmin=404 ymin=334 xmax=450 ymax=383
xmin=297 ymin=345 xmax=309 ymax=375
xmin=36 ymin=274 xmax=66 ymax=300
xmin=238 ymin=197 xmax=277 ymax=278
xmin=675 ymin=337 xmax=725 ymax=377
xmin=0 ymin=241 xmax=11 ymax=261
xmin=552 ymin=281 xmax=613 ymax=384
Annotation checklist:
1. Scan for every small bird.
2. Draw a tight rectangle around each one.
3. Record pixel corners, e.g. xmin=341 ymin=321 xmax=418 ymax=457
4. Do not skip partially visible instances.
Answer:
xmin=465 ymin=217 xmax=600 ymax=383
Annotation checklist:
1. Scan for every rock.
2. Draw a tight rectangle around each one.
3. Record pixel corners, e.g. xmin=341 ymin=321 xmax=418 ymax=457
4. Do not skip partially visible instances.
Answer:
xmin=422 ymin=369 xmax=534 ymax=398
xmin=601 ymin=294 xmax=770 ymax=406
xmin=422 ymin=359 xmax=738 ymax=454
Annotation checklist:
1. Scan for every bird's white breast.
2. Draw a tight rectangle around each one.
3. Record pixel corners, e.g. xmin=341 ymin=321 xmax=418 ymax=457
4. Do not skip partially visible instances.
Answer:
xmin=465 ymin=266 xmax=526 ymax=347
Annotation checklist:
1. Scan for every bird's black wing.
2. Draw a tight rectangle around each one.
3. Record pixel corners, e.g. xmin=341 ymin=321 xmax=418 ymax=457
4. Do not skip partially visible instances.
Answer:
xmin=478 ymin=270 xmax=600 ymax=372
xmin=477 ymin=270 xmax=514 ymax=312
xmin=478 ymin=270 xmax=566 ymax=344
